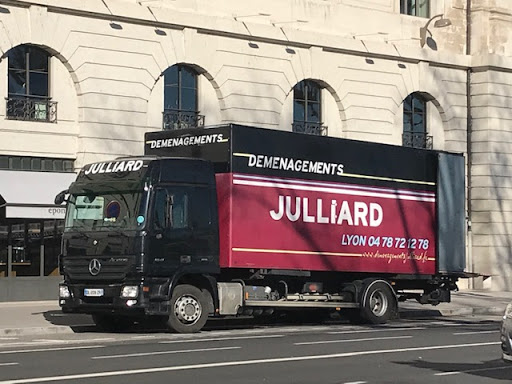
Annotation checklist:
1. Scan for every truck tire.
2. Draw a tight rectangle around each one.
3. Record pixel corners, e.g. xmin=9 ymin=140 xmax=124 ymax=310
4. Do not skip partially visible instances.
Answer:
xmin=167 ymin=284 xmax=209 ymax=333
xmin=360 ymin=280 xmax=397 ymax=324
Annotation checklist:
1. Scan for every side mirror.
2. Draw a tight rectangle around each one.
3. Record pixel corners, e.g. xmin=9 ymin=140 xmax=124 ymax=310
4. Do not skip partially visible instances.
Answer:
xmin=54 ymin=189 xmax=69 ymax=205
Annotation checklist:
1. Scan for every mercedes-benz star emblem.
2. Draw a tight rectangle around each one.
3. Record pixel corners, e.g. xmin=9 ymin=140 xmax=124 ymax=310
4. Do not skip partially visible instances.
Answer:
xmin=93 ymin=239 xmax=98 ymax=246
xmin=88 ymin=259 xmax=102 ymax=276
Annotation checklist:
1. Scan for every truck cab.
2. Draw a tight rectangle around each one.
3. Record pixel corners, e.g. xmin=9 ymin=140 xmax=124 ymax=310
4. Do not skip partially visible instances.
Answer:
xmin=59 ymin=157 xmax=220 ymax=332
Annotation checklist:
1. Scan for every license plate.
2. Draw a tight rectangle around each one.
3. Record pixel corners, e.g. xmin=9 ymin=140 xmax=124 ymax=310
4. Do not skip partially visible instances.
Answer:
xmin=84 ymin=288 xmax=104 ymax=297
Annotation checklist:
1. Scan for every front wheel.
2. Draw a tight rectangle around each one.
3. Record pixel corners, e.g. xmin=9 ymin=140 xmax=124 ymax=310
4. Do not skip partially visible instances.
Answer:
xmin=360 ymin=281 xmax=397 ymax=324
xmin=167 ymin=284 xmax=209 ymax=333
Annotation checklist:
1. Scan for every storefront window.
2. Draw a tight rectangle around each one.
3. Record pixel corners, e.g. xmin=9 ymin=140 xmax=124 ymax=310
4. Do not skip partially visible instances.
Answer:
xmin=44 ymin=220 xmax=62 ymax=276
xmin=12 ymin=222 xmax=41 ymax=276
xmin=0 ymin=220 xmax=63 ymax=277
xmin=0 ymin=225 xmax=7 ymax=277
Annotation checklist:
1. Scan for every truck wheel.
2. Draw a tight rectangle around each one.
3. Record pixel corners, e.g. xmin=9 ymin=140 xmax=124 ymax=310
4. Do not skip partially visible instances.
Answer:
xmin=360 ymin=281 xmax=396 ymax=324
xmin=92 ymin=314 xmax=133 ymax=332
xmin=167 ymin=284 xmax=208 ymax=333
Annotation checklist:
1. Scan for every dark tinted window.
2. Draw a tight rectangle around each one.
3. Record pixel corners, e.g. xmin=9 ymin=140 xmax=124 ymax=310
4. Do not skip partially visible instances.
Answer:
xmin=163 ymin=64 xmax=198 ymax=111
xmin=0 ymin=156 xmax=74 ymax=173
xmin=153 ymin=187 xmax=211 ymax=230
xmin=403 ymin=92 xmax=431 ymax=149
xmin=400 ymin=0 xmax=429 ymax=17
xmin=7 ymin=45 xmax=49 ymax=98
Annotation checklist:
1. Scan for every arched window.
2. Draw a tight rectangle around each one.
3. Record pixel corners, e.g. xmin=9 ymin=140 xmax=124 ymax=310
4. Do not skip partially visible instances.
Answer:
xmin=6 ymin=44 xmax=56 ymax=122
xmin=292 ymin=80 xmax=325 ymax=136
xmin=162 ymin=64 xmax=204 ymax=130
xmin=403 ymin=92 xmax=432 ymax=149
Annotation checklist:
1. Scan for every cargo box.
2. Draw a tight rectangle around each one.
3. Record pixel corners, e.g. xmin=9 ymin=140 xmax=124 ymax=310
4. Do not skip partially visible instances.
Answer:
xmin=145 ymin=125 xmax=465 ymax=276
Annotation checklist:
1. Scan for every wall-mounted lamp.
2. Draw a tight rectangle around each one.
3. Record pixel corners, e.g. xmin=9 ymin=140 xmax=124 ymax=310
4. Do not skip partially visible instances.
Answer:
xmin=419 ymin=14 xmax=452 ymax=48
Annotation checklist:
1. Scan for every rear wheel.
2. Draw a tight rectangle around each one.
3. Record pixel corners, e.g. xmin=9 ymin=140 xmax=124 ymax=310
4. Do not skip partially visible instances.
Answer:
xmin=167 ymin=284 xmax=209 ymax=333
xmin=360 ymin=281 xmax=396 ymax=324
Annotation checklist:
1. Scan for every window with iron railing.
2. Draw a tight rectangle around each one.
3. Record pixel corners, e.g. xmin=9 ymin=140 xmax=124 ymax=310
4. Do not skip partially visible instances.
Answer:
xmin=292 ymin=122 xmax=327 ymax=136
xmin=163 ymin=109 xmax=205 ymax=130
xmin=293 ymin=80 xmax=326 ymax=136
xmin=6 ymin=45 xmax=57 ymax=123
xmin=402 ymin=132 xmax=433 ymax=149
xmin=162 ymin=64 xmax=204 ymax=130
xmin=403 ymin=92 xmax=432 ymax=149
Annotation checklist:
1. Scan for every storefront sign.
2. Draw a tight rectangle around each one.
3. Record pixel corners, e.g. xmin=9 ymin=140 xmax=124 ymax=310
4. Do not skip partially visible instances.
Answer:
xmin=5 ymin=206 xmax=67 ymax=219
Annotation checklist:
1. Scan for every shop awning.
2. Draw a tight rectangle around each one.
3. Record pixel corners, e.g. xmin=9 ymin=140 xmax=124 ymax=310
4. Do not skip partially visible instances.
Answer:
xmin=0 ymin=170 xmax=76 ymax=219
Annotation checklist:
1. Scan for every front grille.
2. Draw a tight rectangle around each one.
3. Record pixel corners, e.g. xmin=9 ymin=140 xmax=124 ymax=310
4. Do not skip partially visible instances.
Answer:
xmin=62 ymin=256 xmax=135 ymax=282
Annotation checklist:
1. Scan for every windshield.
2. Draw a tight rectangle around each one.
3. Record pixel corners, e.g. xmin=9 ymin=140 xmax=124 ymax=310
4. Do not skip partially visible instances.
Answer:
xmin=65 ymin=189 xmax=148 ymax=231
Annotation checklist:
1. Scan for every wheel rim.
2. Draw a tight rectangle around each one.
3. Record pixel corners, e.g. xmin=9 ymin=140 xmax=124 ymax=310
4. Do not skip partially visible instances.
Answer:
xmin=369 ymin=289 xmax=388 ymax=317
xmin=174 ymin=295 xmax=202 ymax=325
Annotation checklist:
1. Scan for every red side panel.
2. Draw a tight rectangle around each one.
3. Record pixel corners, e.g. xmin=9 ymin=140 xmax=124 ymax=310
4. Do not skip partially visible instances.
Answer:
xmin=216 ymin=173 xmax=233 ymax=268
xmin=217 ymin=173 xmax=436 ymax=275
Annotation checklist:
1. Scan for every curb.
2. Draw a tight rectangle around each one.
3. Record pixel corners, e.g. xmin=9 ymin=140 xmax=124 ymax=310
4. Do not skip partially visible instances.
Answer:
xmin=399 ymin=306 xmax=505 ymax=318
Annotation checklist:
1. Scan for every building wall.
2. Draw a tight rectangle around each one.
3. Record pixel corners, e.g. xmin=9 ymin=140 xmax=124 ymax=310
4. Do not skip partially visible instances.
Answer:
xmin=0 ymin=0 xmax=510 ymax=290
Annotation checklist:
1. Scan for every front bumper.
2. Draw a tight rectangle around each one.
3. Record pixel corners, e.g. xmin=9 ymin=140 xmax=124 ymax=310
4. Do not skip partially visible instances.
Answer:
xmin=59 ymin=282 xmax=145 ymax=315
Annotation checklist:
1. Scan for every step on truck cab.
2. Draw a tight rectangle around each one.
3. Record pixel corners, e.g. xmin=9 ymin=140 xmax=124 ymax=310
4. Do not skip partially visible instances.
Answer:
xmin=57 ymin=124 xmax=467 ymax=332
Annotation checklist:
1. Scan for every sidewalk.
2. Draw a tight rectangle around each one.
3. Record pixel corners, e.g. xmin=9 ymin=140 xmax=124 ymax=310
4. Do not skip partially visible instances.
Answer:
xmin=0 ymin=290 xmax=510 ymax=336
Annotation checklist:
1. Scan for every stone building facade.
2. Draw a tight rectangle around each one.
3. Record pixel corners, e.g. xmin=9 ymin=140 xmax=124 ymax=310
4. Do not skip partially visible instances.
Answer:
xmin=0 ymin=0 xmax=510 ymax=299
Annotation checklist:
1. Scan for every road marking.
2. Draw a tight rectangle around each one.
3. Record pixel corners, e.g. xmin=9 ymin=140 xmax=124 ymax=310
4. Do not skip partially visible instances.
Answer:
xmin=295 ymin=336 xmax=413 ymax=345
xmin=130 ymin=336 xmax=159 ymax=340
xmin=328 ymin=327 xmax=425 ymax=334
xmin=34 ymin=338 xmax=114 ymax=343
xmin=160 ymin=335 xmax=285 ymax=344
xmin=0 ymin=345 xmax=105 ymax=355
xmin=0 ymin=338 xmax=18 ymax=341
xmin=93 ymin=346 xmax=241 ymax=359
xmin=343 ymin=382 xmax=367 ymax=384
xmin=0 ymin=341 xmax=499 ymax=383
xmin=0 ymin=339 xmax=114 ymax=349
xmin=453 ymin=330 xmax=498 ymax=336
xmin=0 ymin=363 xmax=18 ymax=367
xmin=435 ymin=365 xmax=512 ymax=376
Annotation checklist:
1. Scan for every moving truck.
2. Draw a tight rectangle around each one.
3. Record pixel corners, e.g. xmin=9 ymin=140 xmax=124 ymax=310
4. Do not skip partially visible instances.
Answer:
xmin=57 ymin=125 xmax=466 ymax=332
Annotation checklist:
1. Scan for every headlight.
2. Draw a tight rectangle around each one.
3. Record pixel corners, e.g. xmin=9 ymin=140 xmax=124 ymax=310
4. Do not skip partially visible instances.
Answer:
xmin=504 ymin=303 xmax=512 ymax=320
xmin=121 ymin=286 xmax=139 ymax=298
xmin=59 ymin=285 xmax=71 ymax=299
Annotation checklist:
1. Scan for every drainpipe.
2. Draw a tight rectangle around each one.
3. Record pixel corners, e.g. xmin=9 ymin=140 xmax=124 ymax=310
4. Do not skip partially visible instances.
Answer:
xmin=466 ymin=0 xmax=473 ymax=288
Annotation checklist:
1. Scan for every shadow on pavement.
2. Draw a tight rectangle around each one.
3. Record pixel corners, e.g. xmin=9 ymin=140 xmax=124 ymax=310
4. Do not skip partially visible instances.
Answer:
xmin=395 ymin=358 xmax=512 ymax=381
xmin=43 ymin=310 xmax=94 ymax=331
xmin=39 ymin=308 xmax=501 ymax=334
xmin=40 ymin=309 xmax=355 ymax=334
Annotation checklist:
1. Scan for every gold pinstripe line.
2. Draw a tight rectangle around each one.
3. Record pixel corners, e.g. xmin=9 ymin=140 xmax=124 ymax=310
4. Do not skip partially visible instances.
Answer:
xmin=232 ymin=247 xmax=362 ymax=257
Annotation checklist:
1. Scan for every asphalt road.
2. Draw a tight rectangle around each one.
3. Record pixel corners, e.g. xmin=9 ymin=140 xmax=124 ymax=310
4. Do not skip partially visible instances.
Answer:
xmin=0 ymin=315 xmax=509 ymax=384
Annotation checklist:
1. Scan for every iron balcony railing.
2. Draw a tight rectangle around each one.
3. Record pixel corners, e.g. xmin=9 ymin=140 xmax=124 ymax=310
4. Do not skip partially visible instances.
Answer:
xmin=6 ymin=97 xmax=58 ymax=123
xmin=402 ymin=131 xmax=433 ymax=149
xmin=163 ymin=109 xmax=205 ymax=130
xmin=292 ymin=122 xmax=328 ymax=136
